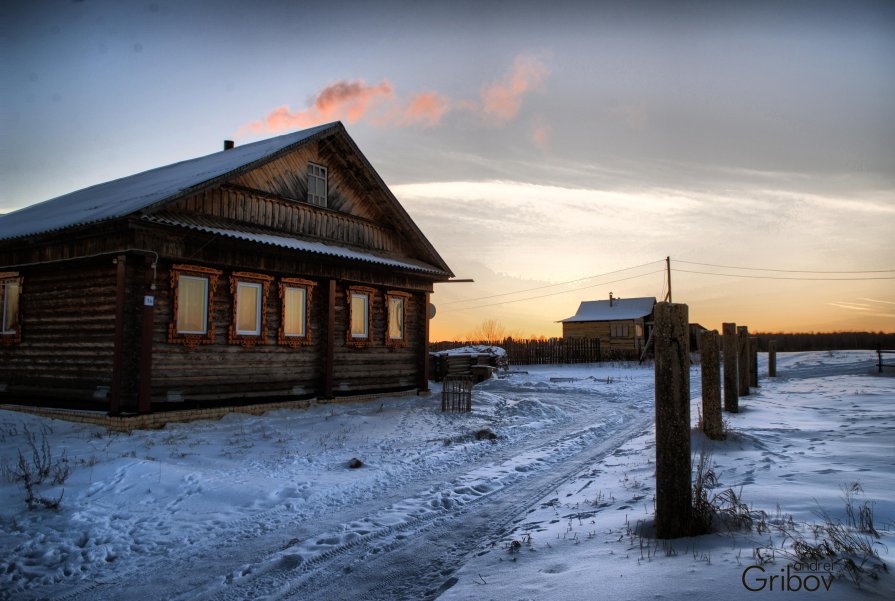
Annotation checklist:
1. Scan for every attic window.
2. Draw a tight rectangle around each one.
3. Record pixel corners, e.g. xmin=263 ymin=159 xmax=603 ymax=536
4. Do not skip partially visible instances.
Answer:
xmin=307 ymin=163 xmax=327 ymax=207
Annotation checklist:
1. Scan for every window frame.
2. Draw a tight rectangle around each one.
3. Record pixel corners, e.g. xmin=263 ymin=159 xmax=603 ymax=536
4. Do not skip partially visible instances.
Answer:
xmin=168 ymin=264 xmax=221 ymax=347
xmin=385 ymin=290 xmax=411 ymax=348
xmin=307 ymin=162 xmax=328 ymax=207
xmin=278 ymin=277 xmax=316 ymax=347
xmin=346 ymin=285 xmax=375 ymax=348
xmin=228 ymin=272 xmax=273 ymax=346
xmin=0 ymin=273 xmax=23 ymax=345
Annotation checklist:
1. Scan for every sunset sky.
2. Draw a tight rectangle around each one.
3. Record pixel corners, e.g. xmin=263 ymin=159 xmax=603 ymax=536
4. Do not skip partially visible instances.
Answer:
xmin=3 ymin=1 xmax=894 ymax=339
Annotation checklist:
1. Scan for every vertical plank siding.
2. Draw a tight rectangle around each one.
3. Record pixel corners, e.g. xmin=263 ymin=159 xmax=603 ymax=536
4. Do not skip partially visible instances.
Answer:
xmin=165 ymin=187 xmax=404 ymax=256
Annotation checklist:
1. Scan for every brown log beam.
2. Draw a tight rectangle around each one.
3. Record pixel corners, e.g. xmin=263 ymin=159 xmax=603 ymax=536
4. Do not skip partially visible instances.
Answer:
xmin=324 ymin=279 xmax=336 ymax=399
xmin=110 ymin=254 xmax=126 ymax=415
xmin=138 ymin=256 xmax=155 ymax=414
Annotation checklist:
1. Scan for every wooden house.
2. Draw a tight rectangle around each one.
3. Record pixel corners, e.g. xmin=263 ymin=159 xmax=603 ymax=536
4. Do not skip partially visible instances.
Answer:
xmin=0 ymin=122 xmax=453 ymax=413
xmin=559 ymin=294 xmax=655 ymax=356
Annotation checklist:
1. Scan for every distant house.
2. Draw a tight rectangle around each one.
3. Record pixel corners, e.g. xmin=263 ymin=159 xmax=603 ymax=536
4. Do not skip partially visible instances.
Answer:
xmin=0 ymin=122 xmax=453 ymax=413
xmin=559 ymin=294 xmax=656 ymax=356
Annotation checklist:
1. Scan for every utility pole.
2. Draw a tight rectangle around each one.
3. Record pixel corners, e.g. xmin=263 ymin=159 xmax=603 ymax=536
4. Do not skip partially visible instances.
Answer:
xmin=665 ymin=256 xmax=672 ymax=303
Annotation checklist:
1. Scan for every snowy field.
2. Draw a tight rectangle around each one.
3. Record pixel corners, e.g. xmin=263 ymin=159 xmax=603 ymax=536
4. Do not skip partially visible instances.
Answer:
xmin=1 ymin=351 xmax=893 ymax=600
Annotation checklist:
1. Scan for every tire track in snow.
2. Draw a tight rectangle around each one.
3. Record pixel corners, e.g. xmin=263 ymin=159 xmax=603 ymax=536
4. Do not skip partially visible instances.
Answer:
xmin=194 ymin=413 xmax=657 ymax=601
xmin=40 ymin=374 xmax=663 ymax=601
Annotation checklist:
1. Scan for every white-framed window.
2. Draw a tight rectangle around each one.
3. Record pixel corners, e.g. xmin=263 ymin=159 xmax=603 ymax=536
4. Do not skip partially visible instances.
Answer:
xmin=283 ymin=286 xmax=307 ymax=337
xmin=278 ymin=278 xmax=315 ymax=347
xmin=1 ymin=275 xmax=22 ymax=341
xmin=385 ymin=290 xmax=410 ymax=348
xmin=168 ymin=264 xmax=221 ymax=347
xmin=177 ymin=276 xmax=209 ymax=334
xmin=350 ymin=292 xmax=369 ymax=339
xmin=235 ymin=282 xmax=263 ymax=335
xmin=388 ymin=297 xmax=404 ymax=340
xmin=228 ymin=272 xmax=273 ymax=346
xmin=346 ymin=285 xmax=375 ymax=348
xmin=308 ymin=163 xmax=327 ymax=207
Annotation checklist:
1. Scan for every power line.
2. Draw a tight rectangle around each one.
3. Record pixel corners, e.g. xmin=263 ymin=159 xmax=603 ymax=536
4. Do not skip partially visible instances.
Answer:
xmin=672 ymin=268 xmax=895 ymax=281
xmin=442 ymin=259 xmax=664 ymax=306
xmin=442 ymin=270 xmax=665 ymax=313
xmin=675 ymin=259 xmax=895 ymax=274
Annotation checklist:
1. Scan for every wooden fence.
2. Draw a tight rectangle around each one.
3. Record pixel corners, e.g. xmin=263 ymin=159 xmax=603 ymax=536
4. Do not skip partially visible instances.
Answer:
xmin=430 ymin=338 xmax=601 ymax=366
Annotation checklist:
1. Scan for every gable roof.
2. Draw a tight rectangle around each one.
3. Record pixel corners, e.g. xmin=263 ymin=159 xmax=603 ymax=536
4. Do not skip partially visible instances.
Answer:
xmin=0 ymin=123 xmax=341 ymax=242
xmin=559 ymin=297 xmax=656 ymax=323
xmin=0 ymin=122 xmax=454 ymax=277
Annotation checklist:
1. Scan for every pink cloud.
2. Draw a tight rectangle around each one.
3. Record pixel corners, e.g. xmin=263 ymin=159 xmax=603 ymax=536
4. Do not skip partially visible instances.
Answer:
xmin=482 ymin=56 xmax=548 ymax=122
xmin=396 ymin=91 xmax=451 ymax=127
xmin=237 ymin=55 xmax=549 ymax=136
xmin=239 ymin=79 xmax=394 ymax=135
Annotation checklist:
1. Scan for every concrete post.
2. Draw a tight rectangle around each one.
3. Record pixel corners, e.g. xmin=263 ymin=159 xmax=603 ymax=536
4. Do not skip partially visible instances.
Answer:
xmin=749 ymin=336 xmax=759 ymax=388
xmin=768 ymin=340 xmax=777 ymax=377
xmin=722 ymin=323 xmax=739 ymax=413
xmin=654 ymin=302 xmax=691 ymax=539
xmin=737 ymin=325 xmax=750 ymax=397
xmin=700 ymin=330 xmax=723 ymax=440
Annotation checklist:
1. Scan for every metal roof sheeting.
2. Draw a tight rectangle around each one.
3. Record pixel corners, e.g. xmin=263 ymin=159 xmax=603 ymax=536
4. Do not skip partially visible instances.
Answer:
xmin=560 ymin=297 xmax=656 ymax=323
xmin=144 ymin=214 xmax=449 ymax=275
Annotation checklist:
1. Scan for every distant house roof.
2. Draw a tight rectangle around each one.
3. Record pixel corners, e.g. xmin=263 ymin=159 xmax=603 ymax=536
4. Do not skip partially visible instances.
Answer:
xmin=560 ymin=297 xmax=656 ymax=323
xmin=0 ymin=122 xmax=339 ymax=242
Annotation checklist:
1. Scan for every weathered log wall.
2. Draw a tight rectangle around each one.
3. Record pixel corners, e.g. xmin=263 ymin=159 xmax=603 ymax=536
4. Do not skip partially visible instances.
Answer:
xmin=0 ymin=260 xmax=123 ymax=401
xmin=150 ymin=263 xmax=426 ymax=402
xmin=562 ymin=319 xmax=646 ymax=352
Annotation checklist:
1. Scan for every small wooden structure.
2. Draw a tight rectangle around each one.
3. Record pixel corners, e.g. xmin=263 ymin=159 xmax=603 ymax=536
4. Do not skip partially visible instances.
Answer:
xmin=559 ymin=294 xmax=655 ymax=357
xmin=0 ymin=122 xmax=454 ymax=413
xmin=441 ymin=375 xmax=474 ymax=412
xmin=879 ymin=350 xmax=895 ymax=373
xmin=429 ymin=345 xmax=506 ymax=382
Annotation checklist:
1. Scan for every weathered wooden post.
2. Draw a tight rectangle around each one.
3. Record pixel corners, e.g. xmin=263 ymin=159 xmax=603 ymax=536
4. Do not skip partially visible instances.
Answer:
xmin=654 ymin=302 xmax=691 ymax=538
xmin=768 ymin=340 xmax=777 ymax=377
xmin=749 ymin=336 xmax=759 ymax=388
xmin=700 ymin=330 xmax=723 ymax=440
xmin=737 ymin=325 xmax=750 ymax=397
xmin=722 ymin=323 xmax=739 ymax=413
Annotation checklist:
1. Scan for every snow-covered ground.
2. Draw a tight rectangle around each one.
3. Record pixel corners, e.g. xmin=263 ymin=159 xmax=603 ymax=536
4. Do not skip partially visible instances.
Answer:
xmin=0 ymin=351 xmax=892 ymax=600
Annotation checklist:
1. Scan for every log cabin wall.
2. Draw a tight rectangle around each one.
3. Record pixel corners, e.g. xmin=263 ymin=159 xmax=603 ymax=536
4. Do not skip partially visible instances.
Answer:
xmin=149 ymin=263 xmax=325 ymax=403
xmin=149 ymin=260 xmax=428 ymax=403
xmin=331 ymin=286 xmax=424 ymax=393
xmin=563 ymin=318 xmax=645 ymax=352
xmin=0 ymin=258 xmax=137 ymax=404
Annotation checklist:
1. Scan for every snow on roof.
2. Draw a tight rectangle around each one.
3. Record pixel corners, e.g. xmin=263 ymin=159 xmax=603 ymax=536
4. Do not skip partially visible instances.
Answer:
xmin=559 ymin=296 xmax=656 ymax=323
xmin=0 ymin=122 xmax=340 ymax=241
xmin=431 ymin=345 xmax=507 ymax=357
xmin=144 ymin=213 xmax=449 ymax=275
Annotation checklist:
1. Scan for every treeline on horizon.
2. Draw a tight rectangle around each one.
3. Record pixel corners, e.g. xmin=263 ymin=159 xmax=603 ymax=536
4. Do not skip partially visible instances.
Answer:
xmin=432 ymin=331 xmax=895 ymax=353
xmin=752 ymin=331 xmax=895 ymax=352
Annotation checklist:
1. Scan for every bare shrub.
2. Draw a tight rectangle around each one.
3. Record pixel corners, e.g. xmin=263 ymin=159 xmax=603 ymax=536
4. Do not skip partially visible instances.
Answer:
xmin=3 ymin=424 xmax=70 ymax=510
